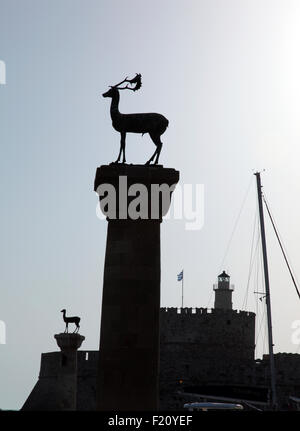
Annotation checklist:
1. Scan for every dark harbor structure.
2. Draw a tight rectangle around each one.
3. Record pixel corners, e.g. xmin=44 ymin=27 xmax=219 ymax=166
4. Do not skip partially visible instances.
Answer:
xmin=22 ymin=271 xmax=300 ymax=411
xmin=21 ymin=80 xmax=300 ymax=412
xmin=22 ymin=333 xmax=85 ymax=411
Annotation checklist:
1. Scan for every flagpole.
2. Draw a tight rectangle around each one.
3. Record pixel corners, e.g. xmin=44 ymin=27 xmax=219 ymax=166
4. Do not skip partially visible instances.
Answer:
xmin=181 ymin=269 xmax=184 ymax=308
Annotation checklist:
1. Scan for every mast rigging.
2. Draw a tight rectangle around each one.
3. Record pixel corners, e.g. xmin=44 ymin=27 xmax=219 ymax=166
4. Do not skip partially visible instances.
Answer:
xmin=254 ymin=172 xmax=277 ymax=409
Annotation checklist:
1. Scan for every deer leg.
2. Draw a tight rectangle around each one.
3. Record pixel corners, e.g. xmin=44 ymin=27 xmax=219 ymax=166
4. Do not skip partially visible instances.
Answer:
xmin=154 ymin=141 xmax=163 ymax=165
xmin=115 ymin=133 xmax=123 ymax=163
xmin=145 ymin=149 xmax=157 ymax=165
xmin=145 ymin=133 xmax=161 ymax=165
xmin=121 ymin=132 xmax=126 ymax=164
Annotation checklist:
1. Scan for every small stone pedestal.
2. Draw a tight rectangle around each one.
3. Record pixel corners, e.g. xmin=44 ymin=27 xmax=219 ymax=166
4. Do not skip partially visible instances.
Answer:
xmin=95 ymin=163 xmax=179 ymax=411
xmin=54 ymin=333 xmax=85 ymax=410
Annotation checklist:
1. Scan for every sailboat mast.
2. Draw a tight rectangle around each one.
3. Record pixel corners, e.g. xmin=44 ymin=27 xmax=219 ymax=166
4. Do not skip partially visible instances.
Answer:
xmin=254 ymin=172 xmax=277 ymax=409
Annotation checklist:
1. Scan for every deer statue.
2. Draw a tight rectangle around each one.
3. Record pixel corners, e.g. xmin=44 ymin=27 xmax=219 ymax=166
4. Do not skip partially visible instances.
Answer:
xmin=60 ymin=309 xmax=80 ymax=333
xmin=102 ymin=74 xmax=168 ymax=165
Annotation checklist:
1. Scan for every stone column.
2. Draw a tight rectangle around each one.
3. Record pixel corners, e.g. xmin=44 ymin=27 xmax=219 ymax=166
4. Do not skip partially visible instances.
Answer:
xmin=94 ymin=164 xmax=179 ymax=411
xmin=54 ymin=333 xmax=85 ymax=410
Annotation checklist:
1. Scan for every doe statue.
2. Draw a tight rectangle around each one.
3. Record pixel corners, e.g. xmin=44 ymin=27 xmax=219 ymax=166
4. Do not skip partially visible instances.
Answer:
xmin=102 ymin=74 xmax=168 ymax=165
xmin=60 ymin=309 xmax=80 ymax=333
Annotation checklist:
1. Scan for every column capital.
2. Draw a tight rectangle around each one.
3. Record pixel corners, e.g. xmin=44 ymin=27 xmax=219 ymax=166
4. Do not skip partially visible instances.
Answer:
xmin=94 ymin=163 xmax=179 ymax=221
xmin=54 ymin=333 xmax=85 ymax=351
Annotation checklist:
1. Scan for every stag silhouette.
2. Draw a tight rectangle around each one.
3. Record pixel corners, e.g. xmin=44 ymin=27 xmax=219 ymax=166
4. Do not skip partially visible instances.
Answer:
xmin=102 ymin=74 xmax=168 ymax=165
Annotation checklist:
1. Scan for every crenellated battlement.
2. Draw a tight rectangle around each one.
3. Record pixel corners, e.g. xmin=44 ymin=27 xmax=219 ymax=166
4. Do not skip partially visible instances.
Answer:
xmin=160 ymin=307 xmax=255 ymax=317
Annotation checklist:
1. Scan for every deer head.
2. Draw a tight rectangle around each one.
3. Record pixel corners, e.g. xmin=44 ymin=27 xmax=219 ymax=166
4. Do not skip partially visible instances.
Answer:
xmin=102 ymin=73 xmax=142 ymax=98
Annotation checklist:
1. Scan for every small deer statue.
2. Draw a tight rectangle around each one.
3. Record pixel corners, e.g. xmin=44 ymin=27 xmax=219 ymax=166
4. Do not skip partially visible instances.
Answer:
xmin=102 ymin=74 xmax=168 ymax=165
xmin=60 ymin=309 xmax=80 ymax=333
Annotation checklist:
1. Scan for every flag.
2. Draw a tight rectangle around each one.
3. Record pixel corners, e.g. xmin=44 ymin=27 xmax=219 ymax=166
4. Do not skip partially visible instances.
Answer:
xmin=177 ymin=270 xmax=183 ymax=281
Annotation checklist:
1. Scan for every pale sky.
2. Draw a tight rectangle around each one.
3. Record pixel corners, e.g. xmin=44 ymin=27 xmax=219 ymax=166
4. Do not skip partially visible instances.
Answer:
xmin=1 ymin=0 xmax=300 ymax=410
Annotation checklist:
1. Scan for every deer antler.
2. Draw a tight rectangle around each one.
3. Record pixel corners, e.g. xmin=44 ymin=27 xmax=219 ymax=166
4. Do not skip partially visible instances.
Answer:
xmin=126 ymin=74 xmax=142 ymax=90
xmin=112 ymin=76 xmax=129 ymax=88
xmin=113 ymin=74 xmax=142 ymax=91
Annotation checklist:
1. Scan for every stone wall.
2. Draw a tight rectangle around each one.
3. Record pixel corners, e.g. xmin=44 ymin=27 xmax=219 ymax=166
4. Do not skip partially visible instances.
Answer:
xmin=254 ymin=353 xmax=300 ymax=409
xmin=159 ymin=307 xmax=256 ymax=409
xmin=23 ymin=309 xmax=300 ymax=410
xmin=77 ymin=351 xmax=98 ymax=410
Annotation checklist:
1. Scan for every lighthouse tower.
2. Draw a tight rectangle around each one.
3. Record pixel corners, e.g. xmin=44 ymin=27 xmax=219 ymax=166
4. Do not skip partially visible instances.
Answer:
xmin=213 ymin=271 xmax=234 ymax=310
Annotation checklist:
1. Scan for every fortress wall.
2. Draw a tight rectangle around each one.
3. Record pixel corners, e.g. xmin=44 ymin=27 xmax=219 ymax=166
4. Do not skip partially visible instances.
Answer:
xmin=159 ymin=307 xmax=256 ymax=409
xmin=253 ymin=354 xmax=300 ymax=408
xmin=256 ymin=353 xmax=300 ymax=385
xmin=23 ymin=308 xmax=259 ymax=411
xmin=158 ymin=309 xmax=300 ymax=409
xmin=77 ymin=351 xmax=98 ymax=410
xmin=160 ymin=307 xmax=255 ymax=363
xmin=39 ymin=352 xmax=61 ymax=377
